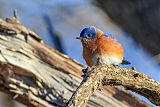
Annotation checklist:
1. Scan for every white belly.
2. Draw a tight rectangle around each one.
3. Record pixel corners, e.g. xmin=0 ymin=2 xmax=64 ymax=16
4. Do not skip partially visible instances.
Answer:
xmin=91 ymin=54 xmax=122 ymax=65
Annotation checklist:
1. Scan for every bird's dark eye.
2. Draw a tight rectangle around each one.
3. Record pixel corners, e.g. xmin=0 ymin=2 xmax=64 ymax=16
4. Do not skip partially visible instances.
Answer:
xmin=86 ymin=34 xmax=92 ymax=38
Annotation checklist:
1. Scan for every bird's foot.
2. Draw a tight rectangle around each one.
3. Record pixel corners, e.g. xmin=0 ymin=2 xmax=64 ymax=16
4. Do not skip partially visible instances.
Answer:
xmin=82 ymin=67 xmax=91 ymax=78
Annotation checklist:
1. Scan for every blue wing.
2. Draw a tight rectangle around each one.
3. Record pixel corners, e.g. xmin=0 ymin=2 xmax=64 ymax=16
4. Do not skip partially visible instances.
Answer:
xmin=104 ymin=33 xmax=114 ymax=39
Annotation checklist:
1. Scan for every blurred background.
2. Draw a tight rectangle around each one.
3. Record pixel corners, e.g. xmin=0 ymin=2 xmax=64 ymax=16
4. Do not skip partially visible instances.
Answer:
xmin=0 ymin=0 xmax=160 ymax=107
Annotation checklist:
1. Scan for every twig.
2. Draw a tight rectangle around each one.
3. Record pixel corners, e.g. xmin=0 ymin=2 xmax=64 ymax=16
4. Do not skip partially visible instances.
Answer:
xmin=13 ymin=9 xmax=19 ymax=20
xmin=43 ymin=14 xmax=66 ymax=54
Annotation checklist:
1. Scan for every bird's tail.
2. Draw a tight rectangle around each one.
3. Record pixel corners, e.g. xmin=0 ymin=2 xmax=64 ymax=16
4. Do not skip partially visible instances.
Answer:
xmin=121 ymin=59 xmax=131 ymax=65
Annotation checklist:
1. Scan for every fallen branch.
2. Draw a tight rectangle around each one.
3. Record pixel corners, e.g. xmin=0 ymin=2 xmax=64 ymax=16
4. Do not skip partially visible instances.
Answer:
xmin=68 ymin=64 xmax=160 ymax=107
xmin=0 ymin=18 xmax=81 ymax=107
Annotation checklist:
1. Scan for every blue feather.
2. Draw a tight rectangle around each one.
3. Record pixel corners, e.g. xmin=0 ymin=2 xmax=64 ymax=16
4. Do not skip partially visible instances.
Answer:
xmin=104 ymin=33 xmax=114 ymax=39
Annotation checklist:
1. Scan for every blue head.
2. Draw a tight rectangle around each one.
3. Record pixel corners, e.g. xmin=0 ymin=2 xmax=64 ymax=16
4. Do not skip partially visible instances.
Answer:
xmin=77 ymin=26 xmax=101 ymax=41
xmin=77 ymin=26 xmax=114 ymax=41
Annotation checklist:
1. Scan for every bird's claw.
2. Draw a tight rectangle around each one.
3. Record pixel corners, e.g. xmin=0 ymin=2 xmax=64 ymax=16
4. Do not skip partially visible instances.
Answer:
xmin=82 ymin=67 xmax=91 ymax=78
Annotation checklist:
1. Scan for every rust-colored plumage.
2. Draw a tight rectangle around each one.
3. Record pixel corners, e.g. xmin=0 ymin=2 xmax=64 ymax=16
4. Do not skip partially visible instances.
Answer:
xmin=78 ymin=26 xmax=129 ymax=67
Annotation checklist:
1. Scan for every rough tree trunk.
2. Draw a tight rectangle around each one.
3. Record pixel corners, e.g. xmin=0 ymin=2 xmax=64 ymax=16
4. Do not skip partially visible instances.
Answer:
xmin=0 ymin=18 xmax=154 ymax=107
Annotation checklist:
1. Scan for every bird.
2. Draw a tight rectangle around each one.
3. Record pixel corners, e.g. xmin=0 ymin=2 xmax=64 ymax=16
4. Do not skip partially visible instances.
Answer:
xmin=76 ymin=26 xmax=130 ymax=67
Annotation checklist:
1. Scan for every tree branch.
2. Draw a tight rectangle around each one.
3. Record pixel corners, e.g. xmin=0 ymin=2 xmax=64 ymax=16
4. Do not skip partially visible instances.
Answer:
xmin=68 ymin=64 xmax=160 ymax=107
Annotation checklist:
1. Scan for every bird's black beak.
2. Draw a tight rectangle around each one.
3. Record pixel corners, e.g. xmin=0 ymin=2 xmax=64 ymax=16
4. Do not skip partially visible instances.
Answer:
xmin=76 ymin=37 xmax=81 ymax=39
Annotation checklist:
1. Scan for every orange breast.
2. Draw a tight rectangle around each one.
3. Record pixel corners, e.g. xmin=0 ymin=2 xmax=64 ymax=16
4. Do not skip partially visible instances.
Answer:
xmin=97 ymin=36 xmax=124 ymax=61
xmin=82 ymin=39 xmax=97 ymax=66
xmin=82 ymin=35 xmax=124 ymax=66
xmin=83 ymin=48 xmax=93 ymax=67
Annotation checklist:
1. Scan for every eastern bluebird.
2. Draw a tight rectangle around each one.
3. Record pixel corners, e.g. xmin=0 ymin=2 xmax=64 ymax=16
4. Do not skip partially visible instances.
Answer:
xmin=77 ymin=26 xmax=130 ymax=67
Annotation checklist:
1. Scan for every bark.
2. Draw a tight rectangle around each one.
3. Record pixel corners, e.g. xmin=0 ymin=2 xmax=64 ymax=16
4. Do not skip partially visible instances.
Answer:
xmin=0 ymin=18 xmax=152 ymax=107
xmin=68 ymin=64 xmax=160 ymax=107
